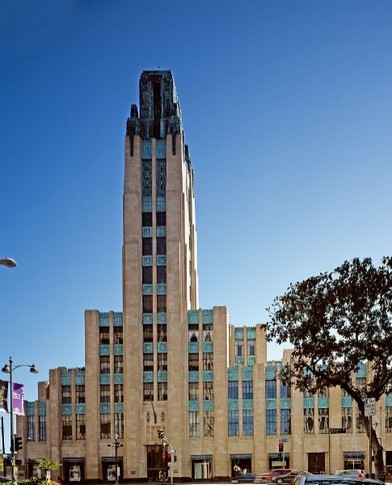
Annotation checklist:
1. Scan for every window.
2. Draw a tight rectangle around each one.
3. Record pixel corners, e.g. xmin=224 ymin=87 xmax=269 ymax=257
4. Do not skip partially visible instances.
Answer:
xmin=280 ymin=381 xmax=291 ymax=398
xmin=385 ymin=407 xmax=392 ymax=433
xmin=203 ymin=352 xmax=213 ymax=371
xmin=142 ymin=212 xmax=152 ymax=226
xmin=76 ymin=385 xmax=85 ymax=403
xmin=189 ymin=324 xmax=199 ymax=342
xmin=235 ymin=341 xmax=243 ymax=357
xmin=39 ymin=415 xmax=46 ymax=441
xmin=356 ymin=409 xmax=366 ymax=432
xmin=156 ymin=237 xmax=166 ymax=255
xmin=188 ymin=354 xmax=199 ymax=371
xmin=142 ymin=237 xmax=153 ymax=255
xmin=143 ymin=382 xmax=153 ymax=401
xmin=157 ymin=295 xmax=166 ymax=312
xmin=247 ymin=340 xmax=255 ymax=356
xmin=27 ymin=415 xmax=35 ymax=441
xmin=280 ymin=409 xmax=291 ymax=435
xmin=114 ymin=384 xmax=123 ymax=403
xmin=342 ymin=407 xmax=352 ymax=432
xmin=189 ymin=411 xmax=199 ymax=437
xmin=100 ymin=413 xmax=111 ymax=439
xmin=114 ymin=413 xmax=124 ymax=439
xmin=203 ymin=381 xmax=214 ymax=401
xmin=157 ymin=324 xmax=166 ymax=342
xmin=100 ymin=356 xmax=110 ymax=374
xmin=228 ymin=381 xmax=238 ymax=400
xmin=242 ymin=381 xmax=253 ymax=400
xmin=76 ymin=414 xmax=86 ymax=440
xmin=156 ymin=211 xmax=166 ymax=226
xmin=143 ymin=266 xmax=153 ymax=284
xmin=265 ymin=379 xmax=277 ymax=398
xmin=114 ymin=355 xmax=123 ymax=374
xmin=158 ymin=382 xmax=167 ymax=401
xmin=143 ymin=295 xmax=153 ymax=313
xmin=114 ymin=327 xmax=123 ymax=344
xmin=266 ymin=409 xmax=277 ymax=435
xmin=62 ymin=385 xmax=72 ymax=404
xmin=143 ymin=354 xmax=153 ymax=372
xmin=318 ymin=408 xmax=329 ymax=433
xmin=189 ymin=382 xmax=199 ymax=401
xmin=228 ymin=410 xmax=239 ymax=436
xmin=157 ymin=266 xmax=166 ymax=284
xmin=143 ymin=324 xmax=153 ymax=342
xmin=203 ymin=324 xmax=213 ymax=341
xmin=304 ymin=408 xmax=315 ymax=434
xmin=62 ymin=415 xmax=72 ymax=440
xmin=100 ymin=385 xmax=111 ymax=403
xmin=158 ymin=353 xmax=167 ymax=372
xmin=243 ymin=409 xmax=254 ymax=436
xmin=203 ymin=411 xmax=214 ymax=436
xmin=99 ymin=326 xmax=110 ymax=345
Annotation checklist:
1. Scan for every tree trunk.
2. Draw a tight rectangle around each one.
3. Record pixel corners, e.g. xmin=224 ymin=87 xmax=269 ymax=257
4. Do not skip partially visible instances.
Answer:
xmin=367 ymin=416 xmax=385 ymax=480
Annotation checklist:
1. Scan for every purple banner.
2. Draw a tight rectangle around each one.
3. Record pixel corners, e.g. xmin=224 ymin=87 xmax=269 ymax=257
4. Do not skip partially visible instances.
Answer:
xmin=0 ymin=380 xmax=8 ymax=413
xmin=12 ymin=383 xmax=25 ymax=416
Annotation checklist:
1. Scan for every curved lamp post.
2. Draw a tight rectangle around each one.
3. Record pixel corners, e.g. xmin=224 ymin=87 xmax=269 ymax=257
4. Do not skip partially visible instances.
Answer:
xmin=0 ymin=258 xmax=17 ymax=268
xmin=2 ymin=357 xmax=38 ymax=485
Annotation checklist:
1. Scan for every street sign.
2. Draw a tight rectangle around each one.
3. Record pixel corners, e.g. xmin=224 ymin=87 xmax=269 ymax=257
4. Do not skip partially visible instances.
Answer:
xmin=278 ymin=438 xmax=288 ymax=443
xmin=365 ymin=398 xmax=376 ymax=417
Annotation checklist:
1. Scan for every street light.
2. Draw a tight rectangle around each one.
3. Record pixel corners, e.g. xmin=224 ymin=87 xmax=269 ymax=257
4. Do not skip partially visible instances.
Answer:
xmin=107 ymin=434 xmax=122 ymax=484
xmin=2 ymin=356 xmax=38 ymax=485
xmin=0 ymin=258 xmax=17 ymax=268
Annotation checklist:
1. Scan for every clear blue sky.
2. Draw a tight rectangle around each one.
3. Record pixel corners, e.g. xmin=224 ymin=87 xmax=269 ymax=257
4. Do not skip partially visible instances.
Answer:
xmin=1 ymin=0 xmax=392 ymax=401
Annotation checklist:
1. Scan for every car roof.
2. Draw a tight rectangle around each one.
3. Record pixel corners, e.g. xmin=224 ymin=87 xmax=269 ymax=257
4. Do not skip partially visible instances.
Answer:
xmin=298 ymin=475 xmax=382 ymax=484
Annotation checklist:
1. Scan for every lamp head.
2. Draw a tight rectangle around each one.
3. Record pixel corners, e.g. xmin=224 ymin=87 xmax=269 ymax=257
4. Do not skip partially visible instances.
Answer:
xmin=2 ymin=364 xmax=10 ymax=374
xmin=0 ymin=258 xmax=17 ymax=268
xmin=30 ymin=364 xmax=39 ymax=374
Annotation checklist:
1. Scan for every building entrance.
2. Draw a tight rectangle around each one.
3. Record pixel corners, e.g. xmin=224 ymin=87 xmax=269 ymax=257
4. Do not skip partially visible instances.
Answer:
xmin=147 ymin=444 xmax=167 ymax=482
xmin=308 ymin=453 xmax=325 ymax=474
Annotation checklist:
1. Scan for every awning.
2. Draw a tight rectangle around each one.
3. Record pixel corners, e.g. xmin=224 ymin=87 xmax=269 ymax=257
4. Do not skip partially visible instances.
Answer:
xmin=269 ymin=453 xmax=290 ymax=459
xmin=344 ymin=451 xmax=365 ymax=459
xmin=191 ymin=455 xmax=212 ymax=461
xmin=63 ymin=458 xmax=85 ymax=463
xmin=231 ymin=454 xmax=252 ymax=460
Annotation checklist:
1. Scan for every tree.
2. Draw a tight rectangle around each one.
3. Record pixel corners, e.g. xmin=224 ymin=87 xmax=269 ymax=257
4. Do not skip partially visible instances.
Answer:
xmin=267 ymin=257 xmax=392 ymax=478
xmin=34 ymin=458 xmax=61 ymax=481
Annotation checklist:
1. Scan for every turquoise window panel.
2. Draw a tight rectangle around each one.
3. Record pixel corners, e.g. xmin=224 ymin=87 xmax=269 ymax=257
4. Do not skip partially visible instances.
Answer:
xmin=142 ymin=197 xmax=152 ymax=212
xmin=156 ymin=140 xmax=166 ymax=158
xmin=61 ymin=404 xmax=72 ymax=415
xmin=142 ymin=227 xmax=153 ymax=237
xmin=75 ymin=370 xmax=85 ymax=385
xmin=99 ymin=312 xmax=110 ymax=326
xmin=157 ymin=255 xmax=166 ymax=266
xmin=228 ymin=400 xmax=239 ymax=411
xmin=265 ymin=365 xmax=276 ymax=380
xmin=188 ymin=310 xmax=199 ymax=324
xmin=99 ymin=344 xmax=110 ymax=356
xmin=100 ymin=403 xmax=111 ymax=414
xmin=188 ymin=371 xmax=199 ymax=382
xmin=61 ymin=371 xmax=71 ymax=385
xmin=228 ymin=368 xmax=239 ymax=381
xmin=26 ymin=402 xmax=35 ymax=416
xmin=100 ymin=374 xmax=110 ymax=385
xmin=38 ymin=401 xmax=46 ymax=416
xmin=142 ymin=284 xmax=153 ymax=295
xmin=247 ymin=355 xmax=256 ymax=366
xmin=318 ymin=397 xmax=329 ymax=408
xmin=266 ymin=399 xmax=277 ymax=409
xmin=114 ymin=403 xmax=124 ymax=414
xmin=113 ymin=312 xmax=123 ymax=326
xmin=356 ymin=362 xmax=366 ymax=378
xmin=156 ymin=226 xmax=166 ymax=237
xmin=188 ymin=342 xmax=199 ymax=353
xmin=235 ymin=356 xmax=244 ymax=366
xmin=203 ymin=371 xmax=214 ymax=382
xmin=143 ymin=372 xmax=153 ymax=383
xmin=280 ymin=398 xmax=291 ymax=409
xmin=242 ymin=367 xmax=253 ymax=381
xmin=235 ymin=328 xmax=243 ymax=339
xmin=142 ymin=140 xmax=152 ymax=158
xmin=189 ymin=401 xmax=199 ymax=412
xmin=386 ymin=395 xmax=392 ymax=407
xmin=143 ymin=343 xmax=153 ymax=353
xmin=243 ymin=399 xmax=253 ymax=410
xmin=114 ymin=344 xmax=123 ymax=355
xmin=303 ymin=397 xmax=315 ymax=409
xmin=114 ymin=374 xmax=123 ymax=384
xmin=142 ymin=255 xmax=153 ymax=266
xmin=143 ymin=313 xmax=153 ymax=324
xmin=157 ymin=312 xmax=167 ymax=323
xmin=341 ymin=396 xmax=352 ymax=408
xmin=156 ymin=196 xmax=166 ymax=211
xmin=157 ymin=342 xmax=167 ymax=353
xmin=75 ymin=404 xmax=85 ymax=415
xmin=247 ymin=327 xmax=256 ymax=339
xmin=157 ymin=284 xmax=166 ymax=295
xmin=203 ymin=342 xmax=213 ymax=353
xmin=203 ymin=400 xmax=214 ymax=411
xmin=202 ymin=310 xmax=213 ymax=324
xmin=158 ymin=371 xmax=167 ymax=382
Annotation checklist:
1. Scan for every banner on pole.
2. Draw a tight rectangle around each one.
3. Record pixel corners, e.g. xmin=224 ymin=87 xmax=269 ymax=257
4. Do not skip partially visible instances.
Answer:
xmin=0 ymin=380 xmax=8 ymax=413
xmin=13 ymin=382 xmax=25 ymax=416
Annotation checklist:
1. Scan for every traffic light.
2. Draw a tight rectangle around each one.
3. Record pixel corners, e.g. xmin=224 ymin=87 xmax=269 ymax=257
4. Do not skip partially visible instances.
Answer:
xmin=167 ymin=453 xmax=172 ymax=462
xmin=158 ymin=429 xmax=164 ymax=440
xmin=278 ymin=442 xmax=284 ymax=453
xmin=14 ymin=435 xmax=23 ymax=452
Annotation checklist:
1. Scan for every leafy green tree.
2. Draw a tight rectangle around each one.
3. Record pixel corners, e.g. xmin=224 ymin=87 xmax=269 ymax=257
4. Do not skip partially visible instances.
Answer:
xmin=267 ymin=257 xmax=392 ymax=478
xmin=34 ymin=458 xmax=61 ymax=480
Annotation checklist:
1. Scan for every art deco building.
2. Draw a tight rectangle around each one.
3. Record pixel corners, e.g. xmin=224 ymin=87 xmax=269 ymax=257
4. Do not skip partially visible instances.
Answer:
xmin=17 ymin=71 xmax=392 ymax=483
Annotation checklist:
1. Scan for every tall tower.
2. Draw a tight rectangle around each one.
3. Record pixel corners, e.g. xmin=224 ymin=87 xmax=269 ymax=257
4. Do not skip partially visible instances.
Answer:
xmin=122 ymin=70 xmax=198 ymax=478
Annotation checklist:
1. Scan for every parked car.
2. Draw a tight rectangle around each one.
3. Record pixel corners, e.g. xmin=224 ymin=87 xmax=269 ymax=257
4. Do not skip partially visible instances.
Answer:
xmin=232 ymin=473 xmax=257 ymax=483
xmin=272 ymin=470 xmax=299 ymax=485
xmin=256 ymin=469 xmax=296 ymax=482
xmin=292 ymin=473 xmax=383 ymax=485
xmin=335 ymin=470 xmax=365 ymax=478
